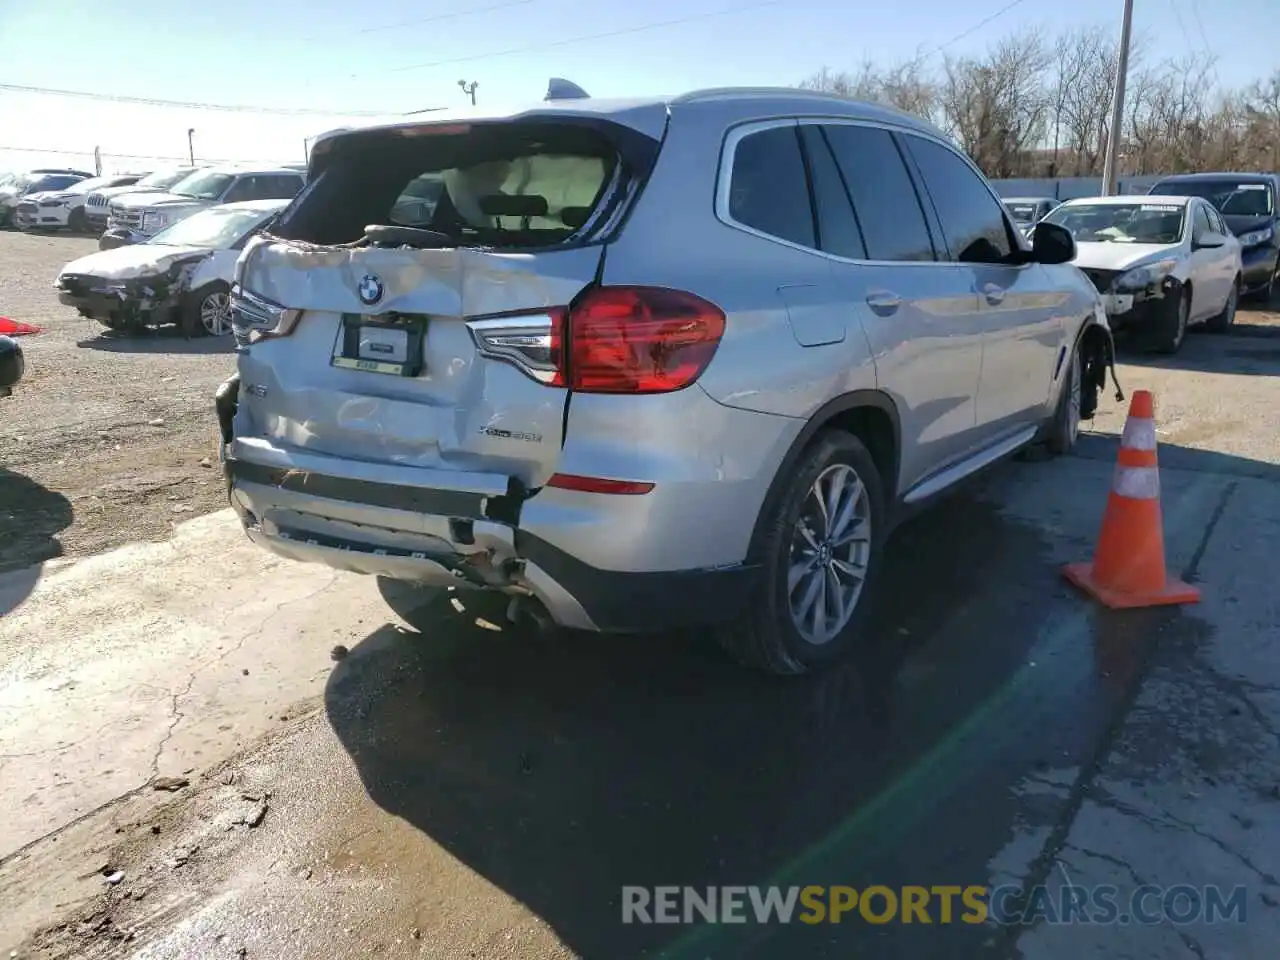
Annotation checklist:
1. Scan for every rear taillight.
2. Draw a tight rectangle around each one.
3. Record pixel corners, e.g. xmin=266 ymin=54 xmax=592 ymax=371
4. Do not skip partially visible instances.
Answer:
xmin=565 ymin=286 xmax=725 ymax=394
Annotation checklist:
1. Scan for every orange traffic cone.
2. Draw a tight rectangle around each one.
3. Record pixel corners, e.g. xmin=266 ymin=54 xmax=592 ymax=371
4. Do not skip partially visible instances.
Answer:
xmin=0 ymin=317 xmax=41 ymax=336
xmin=1062 ymin=389 xmax=1201 ymax=609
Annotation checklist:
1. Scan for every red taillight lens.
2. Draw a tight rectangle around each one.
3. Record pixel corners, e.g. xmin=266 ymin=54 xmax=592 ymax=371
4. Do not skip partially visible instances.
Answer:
xmin=566 ymin=286 xmax=725 ymax=394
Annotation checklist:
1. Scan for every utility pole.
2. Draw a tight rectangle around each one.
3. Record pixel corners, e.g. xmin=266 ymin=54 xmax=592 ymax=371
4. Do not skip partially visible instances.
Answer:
xmin=187 ymin=128 xmax=196 ymax=165
xmin=1100 ymin=0 xmax=1135 ymax=196
xmin=457 ymin=79 xmax=478 ymax=106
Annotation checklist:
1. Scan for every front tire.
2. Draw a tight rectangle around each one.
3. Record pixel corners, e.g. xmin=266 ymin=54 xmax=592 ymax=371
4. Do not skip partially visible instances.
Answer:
xmin=181 ymin=281 xmax=232 ymax=338
xmin=1149 ymin=288 xmax=1190 ymax=354
xmin=1045 ymin=345 xmax=1082 ymax=456
xmin=1205 ymin=276 xmax=1240 ymax=333
xmin=67 ymin=207 xmax=88 ymax=233
xmin=716 ymin=430 xmax=886 ymax=676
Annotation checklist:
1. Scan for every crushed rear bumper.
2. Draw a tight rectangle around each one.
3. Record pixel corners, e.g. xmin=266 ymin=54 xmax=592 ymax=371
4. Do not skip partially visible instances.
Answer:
xmin=215 ymin=375 xmax=757 ymax=634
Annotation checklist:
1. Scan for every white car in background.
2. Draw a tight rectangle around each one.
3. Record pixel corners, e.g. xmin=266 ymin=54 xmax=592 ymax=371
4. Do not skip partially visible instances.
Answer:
xmin=102 ymin=165 xmax=305 ymax=248
xmin=1041 ymin=194 xmax=1242 ymax=353
xmin=13 ymin=173 xmax=144 ymax=232
xmin=55 ymin=199 xmax=289 ymax=337
xmin=83 ymin=167 xmax=199 ymax=233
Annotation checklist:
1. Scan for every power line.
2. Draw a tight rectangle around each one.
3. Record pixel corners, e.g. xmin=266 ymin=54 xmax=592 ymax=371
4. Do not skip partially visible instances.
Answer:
xmin=910 ymin=0 xmax=1032 ymax=66
xmin=378 ymin=0 xmax=787 ymax=74
xmin=357 ymin=0 xmax=536 ymax=36
xmin=0 ymin=82 xmax=393 ymax=118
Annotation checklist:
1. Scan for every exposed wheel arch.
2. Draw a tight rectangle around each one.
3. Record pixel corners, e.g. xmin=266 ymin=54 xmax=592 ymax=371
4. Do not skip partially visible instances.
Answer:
xmin=746 ymin=390 xmax=900 ymax=564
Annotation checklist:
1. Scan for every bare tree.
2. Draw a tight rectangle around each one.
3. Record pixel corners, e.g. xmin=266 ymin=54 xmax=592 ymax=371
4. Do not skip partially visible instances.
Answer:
xmin=798 ymin=25 xmax=1277 ymax=179
xmin=940 ymin=30 xmax=1051 ymax=177
xmin=800 ymin=58 xmax=937 ymax=122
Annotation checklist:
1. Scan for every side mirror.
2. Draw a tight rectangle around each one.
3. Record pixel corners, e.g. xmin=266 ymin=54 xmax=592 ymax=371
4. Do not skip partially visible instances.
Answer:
xmin=0 ymin=334 xmax=25 ymax=394
xmin=1193 ymin=233 xmax=1226 ymax=250
xmin=1030 ymin=220 xmax=1076 ymax=265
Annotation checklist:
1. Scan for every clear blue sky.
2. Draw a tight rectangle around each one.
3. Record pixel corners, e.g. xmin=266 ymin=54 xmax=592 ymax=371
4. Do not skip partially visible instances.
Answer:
xmin=0 ymin=0 xmax=1275 ymax=172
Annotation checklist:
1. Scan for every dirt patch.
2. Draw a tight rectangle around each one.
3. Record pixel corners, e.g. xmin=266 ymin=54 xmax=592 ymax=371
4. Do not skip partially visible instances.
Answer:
xmin=0 ymin=231 xmax=234 ymax=573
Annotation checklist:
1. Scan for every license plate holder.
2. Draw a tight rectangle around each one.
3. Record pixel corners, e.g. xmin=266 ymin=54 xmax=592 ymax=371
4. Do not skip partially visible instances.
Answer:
xmin=331 ymin=313 xmax=426 ymax=377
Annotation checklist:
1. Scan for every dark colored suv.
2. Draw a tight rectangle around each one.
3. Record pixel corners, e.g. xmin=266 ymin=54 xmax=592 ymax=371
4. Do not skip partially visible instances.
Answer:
xmin=1149 ymin=172 xmax=1280 ymax=301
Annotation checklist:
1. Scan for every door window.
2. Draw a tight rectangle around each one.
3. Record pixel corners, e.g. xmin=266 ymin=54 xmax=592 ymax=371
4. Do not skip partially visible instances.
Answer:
xmin=821 ymin=124 xmax=934 ymax=262
xmin=901 ymin=134 xmax=1015 ymax=264
xmin=728 ymin=125 xmax=815 ymax=249
xmin=258 ymin=175 xmax=304 ymax=199
xmin=797 ymin=125 xmax=866 ymax=260
xmin=221 ymin=177 xmax=258 ymax=203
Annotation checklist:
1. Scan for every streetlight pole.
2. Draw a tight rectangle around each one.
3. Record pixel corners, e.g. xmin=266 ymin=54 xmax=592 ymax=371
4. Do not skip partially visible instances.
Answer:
xmin=187 ymin=128 xmax=196 ymax=165
xmin=1100 ymin=0 xmax=1135 ymax=196
xmin=457 ymin=79 xmax=478 ymax=106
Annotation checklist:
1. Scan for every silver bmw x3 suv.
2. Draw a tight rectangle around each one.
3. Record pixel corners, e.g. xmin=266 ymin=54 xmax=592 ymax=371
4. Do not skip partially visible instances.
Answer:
xmin=216 ymin=87 xmax=1117 ymax=675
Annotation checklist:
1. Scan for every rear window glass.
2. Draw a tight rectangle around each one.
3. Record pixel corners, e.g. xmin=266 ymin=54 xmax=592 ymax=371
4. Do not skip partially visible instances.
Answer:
xmin=275 ymin=123 xmax=620 ymax=248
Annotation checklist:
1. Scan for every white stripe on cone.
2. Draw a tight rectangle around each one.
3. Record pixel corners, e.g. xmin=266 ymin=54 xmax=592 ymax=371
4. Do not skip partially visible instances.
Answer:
xmin=1120 ymin=417 xmax=1158 ymax=452
xmin=1113 ymin=464 xmax=1160 ymax=500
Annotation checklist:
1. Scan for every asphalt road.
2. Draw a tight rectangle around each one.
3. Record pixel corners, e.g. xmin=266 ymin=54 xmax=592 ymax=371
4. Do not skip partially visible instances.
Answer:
xmin=2 ymin=312 xmax=1278 ymax=959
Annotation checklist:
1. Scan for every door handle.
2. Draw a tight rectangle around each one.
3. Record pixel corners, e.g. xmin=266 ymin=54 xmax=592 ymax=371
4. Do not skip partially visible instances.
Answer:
xmin=865 ymin=290 xmax=902 ymax=315
xmin=981 ymin=283 xmax=1006 ymax=305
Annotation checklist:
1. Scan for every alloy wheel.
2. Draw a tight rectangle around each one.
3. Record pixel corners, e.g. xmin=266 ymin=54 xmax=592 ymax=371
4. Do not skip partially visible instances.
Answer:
xmin=787 ymin=463 xmax=872 ymax=646
xmin=200 ymin=291 xmax=232 ymax=336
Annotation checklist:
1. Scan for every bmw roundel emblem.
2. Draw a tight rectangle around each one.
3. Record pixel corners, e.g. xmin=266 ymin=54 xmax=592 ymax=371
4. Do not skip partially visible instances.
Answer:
xmin=357 ymin=273 xmax=384 ymax=305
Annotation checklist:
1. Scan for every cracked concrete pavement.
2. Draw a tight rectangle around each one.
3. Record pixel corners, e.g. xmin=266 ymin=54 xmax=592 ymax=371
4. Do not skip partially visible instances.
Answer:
xmin=0 ymin=510 xmax=387 ymax=862
xmin=1 ymin=325 xmax=1278 ymax=958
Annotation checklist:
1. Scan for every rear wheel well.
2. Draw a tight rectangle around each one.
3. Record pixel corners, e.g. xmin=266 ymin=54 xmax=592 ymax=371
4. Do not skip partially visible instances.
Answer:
xmin=746 ymin=393 xmax=900 ymax=563
xmin=821 ymin=406 xmax=897 ymax=495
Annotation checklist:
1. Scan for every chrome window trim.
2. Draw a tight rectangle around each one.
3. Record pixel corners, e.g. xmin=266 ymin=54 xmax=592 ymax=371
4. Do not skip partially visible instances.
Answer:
xmin=714 ymin=115 xmax=1023 ymax=272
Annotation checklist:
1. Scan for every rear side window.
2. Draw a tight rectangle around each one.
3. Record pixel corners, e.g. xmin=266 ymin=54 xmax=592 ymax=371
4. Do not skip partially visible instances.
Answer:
xmin=902 ymin=134 xmax=1013 ymax=264
xmin=821 ymin=124 xmax=934 ymax=262
xmin=798 ymin=124 xmax=866 ymax=260
xmin=274 ymin=122 xmax=620 ymax=248
xmin=728 ymin=125 xmax=815 ymax=249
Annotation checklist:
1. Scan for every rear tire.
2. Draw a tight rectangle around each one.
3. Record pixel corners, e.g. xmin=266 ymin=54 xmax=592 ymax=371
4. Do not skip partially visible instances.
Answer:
xmin=716 ymin=430 xmax=886 ymax=676
xmin=1148 ymin=288 xmax=1190 ymax=354
xmin=1205 ymin=276 xmax=1240 ymax=333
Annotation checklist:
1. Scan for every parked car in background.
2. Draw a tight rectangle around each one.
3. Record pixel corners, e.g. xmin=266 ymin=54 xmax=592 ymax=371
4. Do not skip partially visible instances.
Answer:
xmin=1148 ymin=172 xmax=1280 ymax=301
xmin=102 ymin=165 xmax=305 ymax=249
xmin=84 ymin=167 xmax=197 ymax=232
xmin=1043 ymin=194 xmax=1242 ymax=353
xmin=217 ymin=87 xmax=1115 ymax=676
xmin=13 ymin=173 xmax=143 ymax=232
xmin=57 ymin=199 xmax=289 ymax=337
xmin=1003 ymin=196 xmax=1059 ymax=237
xmin=0 ymin=171 xmax=90 ymax=227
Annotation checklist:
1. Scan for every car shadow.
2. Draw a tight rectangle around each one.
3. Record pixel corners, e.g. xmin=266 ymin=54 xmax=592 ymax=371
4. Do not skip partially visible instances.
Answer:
xmin=1114 ymin=317 xmax=1280 ymax=375
xmin=320 ymin=436 xmax=1254 ymax=958
xmin=76 ymin=327 xmax=233 ymax=355
xmin=0 ymin=467 xmax=73 ymax=615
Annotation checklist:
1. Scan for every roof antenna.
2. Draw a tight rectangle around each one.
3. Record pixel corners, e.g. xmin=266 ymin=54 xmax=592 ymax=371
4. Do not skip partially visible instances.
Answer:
xmin=545 ymin=78 xmax=590 ymax=101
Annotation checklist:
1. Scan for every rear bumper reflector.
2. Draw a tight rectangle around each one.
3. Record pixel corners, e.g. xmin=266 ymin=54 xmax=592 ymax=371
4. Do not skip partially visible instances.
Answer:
xmin=546 ymin=473 xmax=654 ymax=495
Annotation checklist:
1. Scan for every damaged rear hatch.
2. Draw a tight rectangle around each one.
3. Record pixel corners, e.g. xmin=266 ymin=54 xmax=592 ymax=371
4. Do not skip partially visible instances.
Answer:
xmin=228 ymin=104 xmax=667 ymax=501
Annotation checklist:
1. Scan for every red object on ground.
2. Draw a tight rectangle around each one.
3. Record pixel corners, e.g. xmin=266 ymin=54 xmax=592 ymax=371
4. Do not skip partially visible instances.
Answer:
xmin=0 ymin=317 xmax=41 ymax=336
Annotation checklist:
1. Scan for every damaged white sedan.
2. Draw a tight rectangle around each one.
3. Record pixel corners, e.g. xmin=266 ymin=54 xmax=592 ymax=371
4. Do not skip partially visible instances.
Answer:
xmin=55 ymin=199 xmax=289 ymax=337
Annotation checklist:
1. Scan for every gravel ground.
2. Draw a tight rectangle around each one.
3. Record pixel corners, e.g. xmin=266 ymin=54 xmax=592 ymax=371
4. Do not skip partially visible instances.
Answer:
xmin=1 ymin=228 xmax=1278 ymax=575
xmin=1 ymin=230 xmax=234 ymax=573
